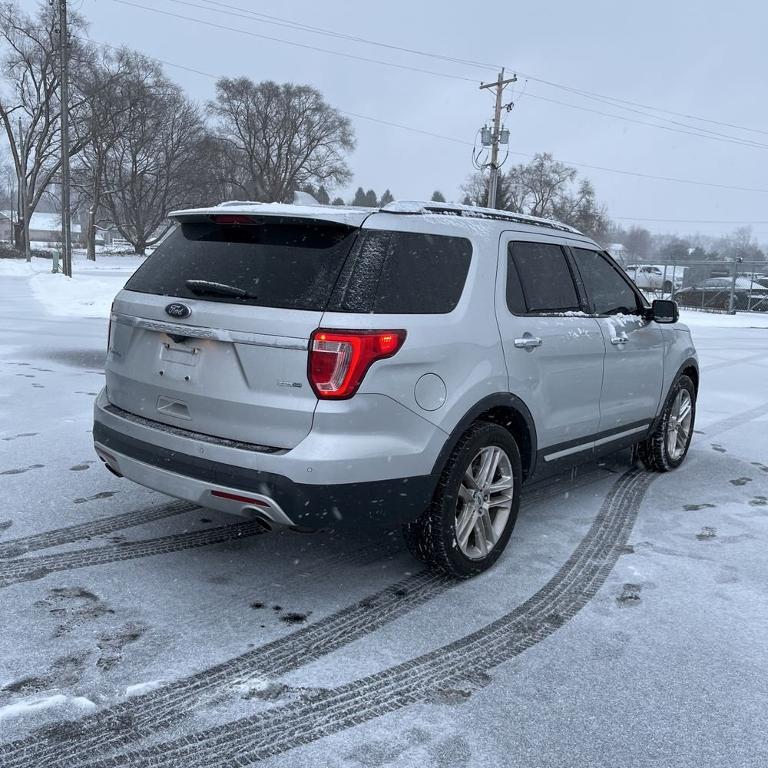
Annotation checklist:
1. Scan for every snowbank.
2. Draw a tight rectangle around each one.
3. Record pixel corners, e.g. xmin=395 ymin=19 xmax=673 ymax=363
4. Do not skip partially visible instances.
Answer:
xmin=680 ymin=309 xmax=768 ymax=329
xmin=0 ymin=694 xmax=96 ymax=721
xmin=0 ymin=253 xmax=144 ymax=319
xmin=0 ymin=257 xmax=51 ymax=276
xmin=125 ymin=680 xmax=165 ymax=697
xmin=28 ymin=271 xmax=124 ymax=319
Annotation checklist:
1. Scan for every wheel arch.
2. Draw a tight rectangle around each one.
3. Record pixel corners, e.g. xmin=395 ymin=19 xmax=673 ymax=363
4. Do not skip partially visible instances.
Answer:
xmin=651 ymin=356 xmax=699 ymax=432
xmin=431 ymin=393 xmax=538 ymax=481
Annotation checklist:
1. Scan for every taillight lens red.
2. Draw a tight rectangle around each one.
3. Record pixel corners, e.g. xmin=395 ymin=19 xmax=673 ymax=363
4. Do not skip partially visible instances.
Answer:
xmin=308 ymin=329 xmax=406 ymax=399
xmin=210 ymin=214 xmax=254 ymax=225
xmin=107 ymin=302 xmax=115 ymax=352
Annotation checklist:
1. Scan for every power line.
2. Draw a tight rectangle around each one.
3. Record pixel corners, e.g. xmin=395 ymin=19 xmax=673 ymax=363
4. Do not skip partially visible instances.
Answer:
xmin=179 ymin=0 xmax=768 ymax=139
xmin=612 ymin=217 xmax=768 ymax=224
xmin=514 ymin=72 xmax=768 ymax=138
xmin=157 ymin=0 xmax=768 ymax=140
xmin=120 ymin=0 xmax=768 ymax=153
xmin=519 ymin=91 xmax=768 ymax=151
xmin=109 ymin=0 xmax=477 ymax=83
xmin=171 ymin=0 xmax=501 ymax=72
xmin=79 ymin=35 xmax=768 ymax=198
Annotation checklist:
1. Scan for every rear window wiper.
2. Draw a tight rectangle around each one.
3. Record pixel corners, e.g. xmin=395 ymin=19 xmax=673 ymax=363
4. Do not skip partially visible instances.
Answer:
xmin=185 ymin=279 xmax=257 ymax=300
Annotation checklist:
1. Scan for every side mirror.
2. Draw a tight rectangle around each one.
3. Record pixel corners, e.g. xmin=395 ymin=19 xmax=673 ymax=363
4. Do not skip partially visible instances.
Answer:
xmin=648 ymin=298 xmax=679 ymax=324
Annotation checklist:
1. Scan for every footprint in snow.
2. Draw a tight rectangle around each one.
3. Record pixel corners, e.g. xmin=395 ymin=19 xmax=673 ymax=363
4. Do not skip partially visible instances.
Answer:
xmin=616 ymin=583 xmax=642 ymax=605
xmin=0 ymin=464 xmax=44 ymax=476
xmin=73 ymin=491 xmax=118 ymax=504
xmin=1 ymin=432 xmax=38 ymax=441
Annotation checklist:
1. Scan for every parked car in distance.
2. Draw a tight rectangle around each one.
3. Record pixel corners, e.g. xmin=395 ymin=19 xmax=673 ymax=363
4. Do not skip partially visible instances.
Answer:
xmin=674 ymin=277 xmax=768 ymax=311
xmin=625 ymin=264 xmax=686 ymax=293
xmin=93 ymin=200 xmax=698 ymax=578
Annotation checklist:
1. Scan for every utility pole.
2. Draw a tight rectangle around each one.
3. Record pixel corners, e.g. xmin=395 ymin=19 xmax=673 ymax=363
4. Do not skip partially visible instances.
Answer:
xmin=728 ymin=255 xmax=743 ymax=315
xmin=479 ymin=68 xmax=517 ymax=209
xmin=18 ymin=117 xmax=30 ymax=262
xmin=58 ymin=0 xmax=72 ymax=277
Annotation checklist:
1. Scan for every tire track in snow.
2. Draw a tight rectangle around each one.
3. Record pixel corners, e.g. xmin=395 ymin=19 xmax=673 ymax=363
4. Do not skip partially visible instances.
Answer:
xmin=0 ymin=500 xmax=197 ymax=560
xmin=1 ymin=571 xmax=452 ymax=768
xmin=0 ymin=520 xmax=267 ymax=589
xmin=74 ymin=469 xmax=651 ymax=768
xmin=1 ymin=465 xmax=621 ymax=768
xmin=701 ymin=400 xmax=768 ymax=438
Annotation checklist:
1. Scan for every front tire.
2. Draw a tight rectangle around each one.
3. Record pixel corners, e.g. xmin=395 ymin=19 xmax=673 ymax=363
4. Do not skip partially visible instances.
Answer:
xmin=638 ymin=375 xmax=696 ymax=471
xmin=404 ymin=422 xmax=522 ymax=578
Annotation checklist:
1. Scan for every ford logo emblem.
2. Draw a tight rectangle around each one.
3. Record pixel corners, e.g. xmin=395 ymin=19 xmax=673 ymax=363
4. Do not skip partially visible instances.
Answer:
xmin=165 ymin=302 xmax=191 ymax=319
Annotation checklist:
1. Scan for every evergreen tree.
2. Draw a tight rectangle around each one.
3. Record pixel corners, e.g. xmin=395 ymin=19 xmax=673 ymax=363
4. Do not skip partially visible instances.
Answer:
xmin=364 ymin=188 xmax=378 ymax=207
xmin=331 ymin=197 xmax=345 ymax=206
xmin=351 ymin=187 xmax=367 ymax=206
xmin=316 ymin=185 xmax=330 ymax=204
xmin=430 ymin=190 xmax=446 ymax=202
xmin=380 ymin=189 xmax=394 ymax=206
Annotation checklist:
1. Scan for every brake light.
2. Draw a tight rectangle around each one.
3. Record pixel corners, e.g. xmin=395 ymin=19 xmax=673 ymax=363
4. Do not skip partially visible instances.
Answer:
xmin=107 ymin=301 xmax=115 ymax=353
xmin=210 ymin=214 xmax=254 ymax=225
xmin=308 ymin=329 xmax=406 ymax=399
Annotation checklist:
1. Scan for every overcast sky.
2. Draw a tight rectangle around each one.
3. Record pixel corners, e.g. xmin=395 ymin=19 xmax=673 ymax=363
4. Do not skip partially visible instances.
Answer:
xmin=20 ymin=0 xmax=768 ymax=240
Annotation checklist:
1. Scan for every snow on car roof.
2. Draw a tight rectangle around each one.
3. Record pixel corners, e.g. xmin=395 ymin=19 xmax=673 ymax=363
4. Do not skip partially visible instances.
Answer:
xmin=169 ymin=199 xmax=585 ymax=237
xmin=168 ymin=201 xmax=372 ymax=227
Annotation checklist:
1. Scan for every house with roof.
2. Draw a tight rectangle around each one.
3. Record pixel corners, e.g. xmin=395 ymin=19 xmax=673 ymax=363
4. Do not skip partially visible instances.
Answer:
xmin=0 ymin=210 xmax=82 ymax=245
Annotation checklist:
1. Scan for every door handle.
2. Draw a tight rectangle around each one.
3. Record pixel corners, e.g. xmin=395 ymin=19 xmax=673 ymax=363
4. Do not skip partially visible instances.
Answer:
xmin=611 ymin=334 xmax=629 ymax=345
xmin=514 ymin=336 xmax=543 ymax=349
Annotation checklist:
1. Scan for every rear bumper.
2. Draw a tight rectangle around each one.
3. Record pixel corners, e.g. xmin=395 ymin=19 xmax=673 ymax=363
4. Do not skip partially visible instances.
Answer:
xmin=93 ymin=400 xmax=438 ymax=529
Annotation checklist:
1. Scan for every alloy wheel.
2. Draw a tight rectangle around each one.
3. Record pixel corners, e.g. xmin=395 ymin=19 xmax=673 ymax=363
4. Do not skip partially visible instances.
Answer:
xmin=666 ymin=388 xmax=693 ymax=461
xmin=454 ymin=446 xmax=514 ymax=560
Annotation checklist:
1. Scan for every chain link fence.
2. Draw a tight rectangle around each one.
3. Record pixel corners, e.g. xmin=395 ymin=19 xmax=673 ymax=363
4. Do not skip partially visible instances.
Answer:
xmin=616 ymin=259 xmax=768 ymax=313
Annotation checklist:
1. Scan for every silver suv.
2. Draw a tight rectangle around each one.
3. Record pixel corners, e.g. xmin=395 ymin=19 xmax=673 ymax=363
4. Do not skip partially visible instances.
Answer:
xmin=93 ymin=200 xmax=698 ymax=578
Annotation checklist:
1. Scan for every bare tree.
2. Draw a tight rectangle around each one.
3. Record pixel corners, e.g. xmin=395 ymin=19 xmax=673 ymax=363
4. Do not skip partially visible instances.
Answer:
xmin=72 ymin=47 xmax=138 ymax=260
xmin=462 ymin=153 xmax=609 ymax=239
xmin=551 ymin=178 xmax=609 ymax=241
xmin=208 ymin=78 xmax=354 ymax=203
xmin=623 ymin=226 xmax=652 ymax=259
xmin=101 ymin=54 xmax=206 ymax=255
xmin=0 ymin=1 xmax=90 ymax=258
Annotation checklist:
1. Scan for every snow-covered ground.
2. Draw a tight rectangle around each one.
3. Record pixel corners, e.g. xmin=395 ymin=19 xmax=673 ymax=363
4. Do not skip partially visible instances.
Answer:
xmin=1 ymin=265 xmax=767 ymax=767
xmin=0 ymin=253 xmax=145 ymax=319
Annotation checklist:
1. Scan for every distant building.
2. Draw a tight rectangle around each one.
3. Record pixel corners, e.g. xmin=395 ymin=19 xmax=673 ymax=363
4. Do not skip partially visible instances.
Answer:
xmin=0 ymin=210 xmax=82 ymax=245
xmin=0 ymin=210 xmax=13 ymax=242
xmin=606 ymin=243 xmax=628 ymax=264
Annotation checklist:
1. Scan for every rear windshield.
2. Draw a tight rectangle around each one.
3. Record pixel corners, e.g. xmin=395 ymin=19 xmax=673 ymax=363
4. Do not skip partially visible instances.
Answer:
xmin=329 ymin=230 xmax=472 ymax=314
xmin=125 ymin=220 xmax=472 ymax=315
xmin=124 ymin=219 xmax=357 ymax=311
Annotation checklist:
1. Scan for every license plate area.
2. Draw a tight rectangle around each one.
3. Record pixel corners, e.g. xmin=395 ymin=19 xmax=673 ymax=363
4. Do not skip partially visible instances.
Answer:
xmin=161 ymin=340 xmax=201 ymax=365
xmin=160 ymin=340 xmax=201 ymax=382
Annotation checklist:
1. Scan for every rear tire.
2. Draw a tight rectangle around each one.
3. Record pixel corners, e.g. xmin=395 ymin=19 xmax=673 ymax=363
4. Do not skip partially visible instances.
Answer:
xmin=638 ymin=375 xmax=696 ymax=472
xmin=403 ymin=422 xmax=521 ymax=578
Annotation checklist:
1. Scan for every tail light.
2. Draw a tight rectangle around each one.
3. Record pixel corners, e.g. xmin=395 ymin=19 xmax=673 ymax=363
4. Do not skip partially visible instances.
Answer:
xmin=308 ymin=329 xmax=406 ymax=399
xmin=107 ymin=301 xmax=115 ymax=353
xmin=210 ymin=214 xmax=254 ymax=225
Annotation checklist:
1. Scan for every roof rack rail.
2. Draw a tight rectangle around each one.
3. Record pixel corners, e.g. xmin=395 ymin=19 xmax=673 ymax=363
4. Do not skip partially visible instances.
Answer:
xmin=217 ymin=200 xmax=264 ymax=208
xmin=379 ymin=200 xmax=581 ymax=235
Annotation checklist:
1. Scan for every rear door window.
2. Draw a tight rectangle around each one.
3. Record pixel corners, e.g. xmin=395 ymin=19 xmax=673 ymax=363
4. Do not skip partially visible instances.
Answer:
xmin=124 ymin=219 xmax=358 ymax=311
xmin=571 ymin=248 xmax=643 ymax=315
xmin=329 ymin=231 xmax=472 ymax=314
xmin=508 ymin=241 xmax=580 ymax=313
